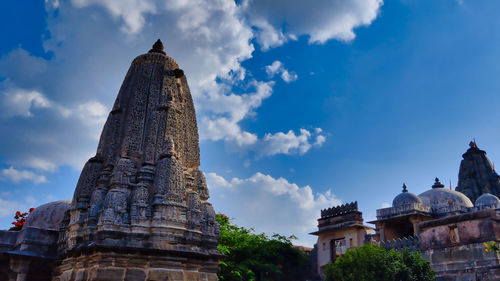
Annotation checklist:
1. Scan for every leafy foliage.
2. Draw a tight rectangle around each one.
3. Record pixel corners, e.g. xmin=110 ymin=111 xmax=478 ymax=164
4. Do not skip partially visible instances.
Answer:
xmin=323 ymin=244 xmax=435 ymax=281
xmin=484 ymin=241 xmax=500 ymax=253
xmin=216 ymin=213 xmax=308 ymax=281
xmin=9 ymin=208 xmax=35 ymax=231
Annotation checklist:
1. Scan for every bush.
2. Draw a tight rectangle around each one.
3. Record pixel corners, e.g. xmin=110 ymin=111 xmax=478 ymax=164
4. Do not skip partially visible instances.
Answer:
xmin=216 ymin=214 xmax=308 ymax=281
xmin=323 ymin=244 xmax=435 ymax=281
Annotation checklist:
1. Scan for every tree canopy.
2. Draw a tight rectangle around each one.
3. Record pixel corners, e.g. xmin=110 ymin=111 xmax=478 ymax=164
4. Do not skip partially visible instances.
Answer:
xmin=216 ymin=214 xmax=309 ymax=281
xmin=324 ymin=244 xmax=435 ymax=281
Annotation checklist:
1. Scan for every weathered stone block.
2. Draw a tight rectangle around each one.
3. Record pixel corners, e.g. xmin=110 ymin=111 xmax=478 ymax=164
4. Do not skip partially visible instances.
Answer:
xmin=89 ymin=268 xmax=125 ymax=281
xmin=184 ymin=271 xmax=203 ymax=281
xmin=127 ymin=258 xmax=148 ymax=268
xmin=149 ymin=269 xmax=184 ymax=281
xmin=207 ymin=273 xmax=218 ymax=281
xmin=61 ymin=270 xmax=74 ymax=281
xmin=455 ymin=274 xmax=475 ymax=281
xmin=125 ymin=268 xmax=146 ymax=281
xmin=74 ymin=269 xmax=88 ymax=281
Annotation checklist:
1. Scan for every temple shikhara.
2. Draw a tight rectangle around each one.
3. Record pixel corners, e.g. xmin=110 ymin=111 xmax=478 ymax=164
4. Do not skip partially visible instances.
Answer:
xmin=0 ymin=40 xmax=220 ymax=281
xmin=312 ymin=141 xmax=500 ymax=280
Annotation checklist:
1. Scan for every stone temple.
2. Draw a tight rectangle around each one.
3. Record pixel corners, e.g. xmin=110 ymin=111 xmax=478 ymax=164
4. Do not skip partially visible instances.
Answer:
xmin=312 ymin=141 xmax=500 ymax=281
xmin=0 ymin=40 xmax=220 ymax=281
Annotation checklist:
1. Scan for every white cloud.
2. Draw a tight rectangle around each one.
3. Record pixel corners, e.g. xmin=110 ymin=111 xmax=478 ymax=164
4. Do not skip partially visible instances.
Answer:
xmin=265 ymin=61 xmax=283 ymax=77
xmin=207 ymin=172 xmax=341 ymax=246
xmin=250 ymin=19 xmax=288 ymax=51
xmin=381 ymin=202 xmax=391 ymax=208
xmin=76 ymin=101 xmax=107 ymax=124
xmin=0 ymin=88 xmax=51 ymax=118
xmin=280 ymin=69 xmax=298 ymax=83
xmin=259 ymin=128 xmax=326 ymax=156
xmin=314 ymin=135 xmax=326 ymax=147
xmin=206 ymin=172 xmax=233 ymax=189
xmin=70 ymin=0 xmax=156 ymax=34
xmin=0 ymin=83 xmax=108 ymax=170
xmin=244 ymin=0 xmax=383 ymax=48
xmin=265 ymin=61 xmax=298 ymax=83
xmin=74 ymin=101 xmax=109 ymax=139
xmin=23 ymin=157 xmax=57 ymax=172
xmin=0 ymin=166 xmax=47 ymax=184
xmin=199 ymin=80 xmax=273 ymax=146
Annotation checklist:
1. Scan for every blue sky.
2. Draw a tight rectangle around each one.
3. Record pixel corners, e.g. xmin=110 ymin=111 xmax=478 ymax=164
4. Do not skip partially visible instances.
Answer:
xmin=1 ymin=0 xmax=500 ymax=246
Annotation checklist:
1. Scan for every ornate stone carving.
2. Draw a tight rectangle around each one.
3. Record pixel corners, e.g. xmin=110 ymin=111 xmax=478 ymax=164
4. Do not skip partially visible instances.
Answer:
xmin=57 ymin=40 xmax=220 ymax=280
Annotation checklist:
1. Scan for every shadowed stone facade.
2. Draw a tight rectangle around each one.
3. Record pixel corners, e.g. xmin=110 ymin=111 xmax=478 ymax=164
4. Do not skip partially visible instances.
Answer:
xmin=0 ymin=40 xmax=220 ymax=281
xmin=456 ymin=141 xmax=500 ymax=202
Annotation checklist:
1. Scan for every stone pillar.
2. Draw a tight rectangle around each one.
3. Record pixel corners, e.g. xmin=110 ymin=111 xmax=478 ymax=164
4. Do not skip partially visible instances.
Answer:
xmin=9 ymin=258 xmax=30 ymax=281
xmin=409 ymin=216 xmax=421 ymax=237
xmin=378 ymin=222 xmax=385 ymax=242
xmin=131 ymin=164 xmax=154 ymax=224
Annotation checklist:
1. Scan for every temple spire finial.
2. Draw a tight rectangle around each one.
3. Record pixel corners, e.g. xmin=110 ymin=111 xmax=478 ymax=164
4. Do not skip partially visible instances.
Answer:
xmin=402 ymin=183 xmax=408 ymax=193
xmin=469 ymin=140 xmax=477 ymax=149
xmin=432 ymin=177 xmax=444 ymax=189
xmin=149 ymin=39 xmax=166 ymax=55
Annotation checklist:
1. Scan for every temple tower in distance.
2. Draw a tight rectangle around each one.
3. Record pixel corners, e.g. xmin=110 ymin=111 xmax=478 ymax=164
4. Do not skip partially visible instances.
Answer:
xmin=55 ymin=39 xmax=220 ymax=281
xmin=456 ymin=141 xmax=500 ymax=202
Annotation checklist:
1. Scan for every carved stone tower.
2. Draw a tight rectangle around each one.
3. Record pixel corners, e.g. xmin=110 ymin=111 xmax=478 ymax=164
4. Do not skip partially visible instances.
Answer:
xmin=54 ymin=40 xmax=220 ymax=281
xmin=456 ymin=141 xmax=500 ymax=202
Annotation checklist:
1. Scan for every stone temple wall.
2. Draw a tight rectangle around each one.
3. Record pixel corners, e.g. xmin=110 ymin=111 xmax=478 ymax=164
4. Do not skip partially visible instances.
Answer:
xmin=418 ymin=209 xmax=500 ymax=280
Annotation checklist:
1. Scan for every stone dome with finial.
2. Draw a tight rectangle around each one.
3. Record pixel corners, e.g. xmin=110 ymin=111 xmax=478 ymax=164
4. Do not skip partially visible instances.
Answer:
xmin=149 ymin=39 xmax=166 ymax=55
xmin=475 ymin=193 xmax=500 ymax=208
xmin=392 ymin=183 xmax=422 ymax=207
xmin=419 ymin=178 xmax=473 ymax=211
xmin=132 ymin=38 xmax=179 ymax=69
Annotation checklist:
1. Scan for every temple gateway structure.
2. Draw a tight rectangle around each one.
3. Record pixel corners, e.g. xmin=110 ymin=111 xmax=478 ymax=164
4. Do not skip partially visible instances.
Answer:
xmin=0 ymin=40 xmax=220 ymax=281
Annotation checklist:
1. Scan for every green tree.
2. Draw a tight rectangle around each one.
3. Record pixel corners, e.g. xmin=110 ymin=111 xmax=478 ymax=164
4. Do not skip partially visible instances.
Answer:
xmin=216 ymin=214 xmax=308 ymax=281
xmin=323 ymin=244 xmax=435 ymax=281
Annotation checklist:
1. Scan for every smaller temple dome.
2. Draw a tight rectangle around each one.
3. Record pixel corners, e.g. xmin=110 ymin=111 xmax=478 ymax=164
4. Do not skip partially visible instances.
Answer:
xmin=419 ymin=178 xmax=473 ymax=210
xmin=392 ymin=183 xmax=422 ymax=207
xmin=475 ymin=193 xmax=500 ymax=208
xmin=24 ymin=199 xmax=71 ymax=231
